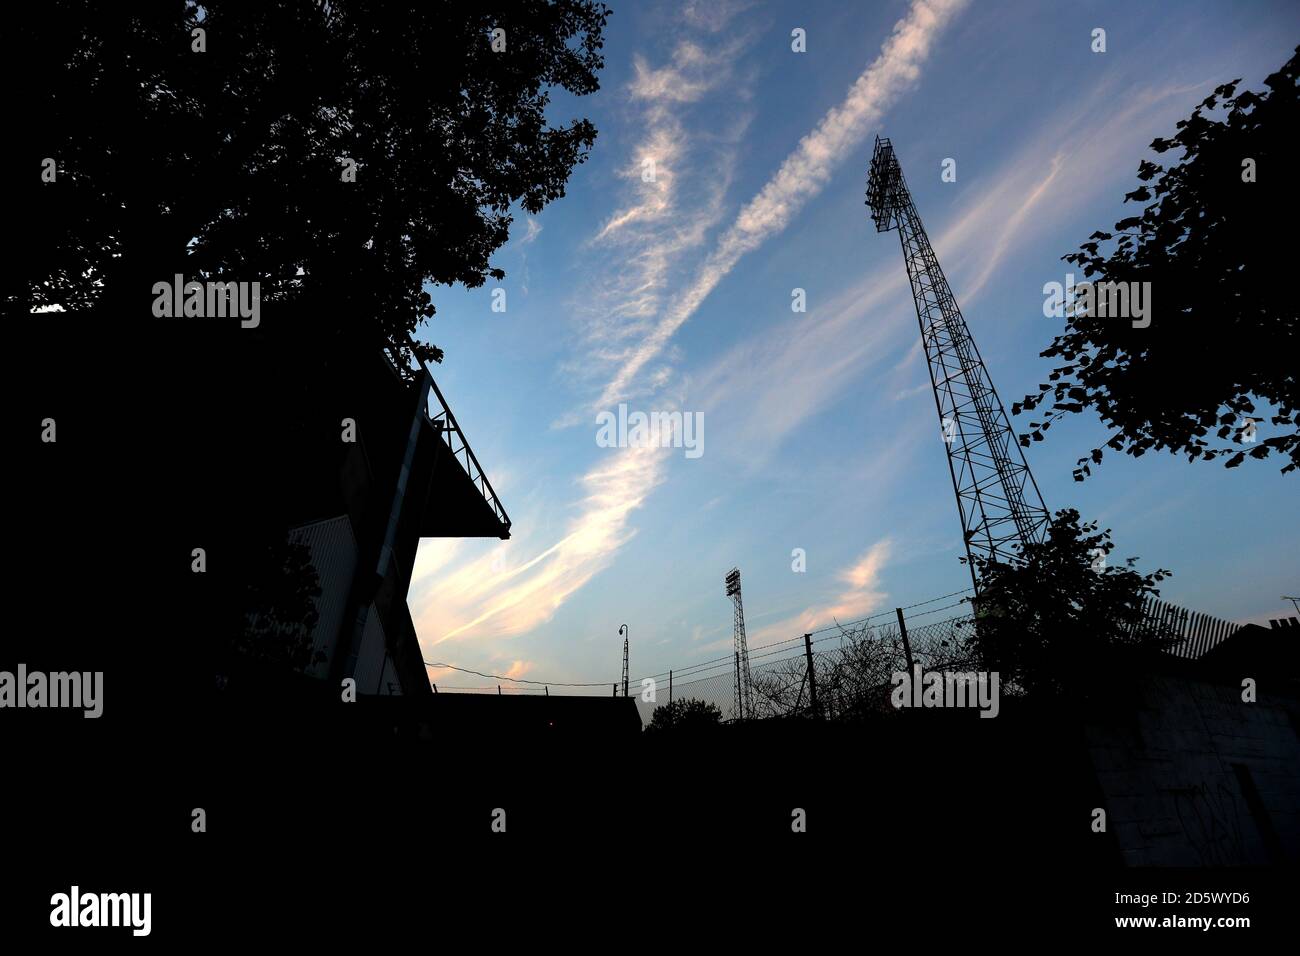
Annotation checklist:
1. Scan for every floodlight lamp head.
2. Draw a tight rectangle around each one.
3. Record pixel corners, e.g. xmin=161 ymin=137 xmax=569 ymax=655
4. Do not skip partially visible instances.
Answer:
xmin=865 ymin=136 xmax=902 ymax=233
xmin=724 ymin=568 xmax=741 ymax=597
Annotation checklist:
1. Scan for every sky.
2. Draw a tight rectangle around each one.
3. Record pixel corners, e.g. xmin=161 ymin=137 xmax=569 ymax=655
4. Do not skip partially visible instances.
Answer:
xmin=408 ymin=0 xmax=1300 ymax=705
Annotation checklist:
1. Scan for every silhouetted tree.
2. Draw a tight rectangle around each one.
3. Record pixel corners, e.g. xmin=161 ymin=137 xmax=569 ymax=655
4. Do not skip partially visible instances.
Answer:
xmin=228 ymin=538 xmax=324 ymax=674
xmin=749 ymin=619 xmax=981 ymax=722
xmin=15 ymin=0 xmax=610 ymax=363
xmin=646 ymin=697 xmax=723 ymax=732
xmin=9 ymin=2 xmax=612 ymax=690
xmin=965 ymin=509 xmax=1178 ymax=699
xmin=1016 ymin=47 xmax=1299 ymax=477
xmin=748 ymin=657 xmax=808 ymax=719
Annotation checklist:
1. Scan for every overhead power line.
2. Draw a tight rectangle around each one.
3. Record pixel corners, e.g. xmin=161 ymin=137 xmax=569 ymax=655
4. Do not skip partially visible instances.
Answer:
xmin=423 ymin=661 xmax=610 ymax=688
xmin=426 ymin=587 xmax=975 ymax=692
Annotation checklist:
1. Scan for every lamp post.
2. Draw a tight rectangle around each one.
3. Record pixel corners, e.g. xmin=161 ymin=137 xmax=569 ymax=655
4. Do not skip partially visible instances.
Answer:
xmin=618 ymin=624 xmax=629 ymax=697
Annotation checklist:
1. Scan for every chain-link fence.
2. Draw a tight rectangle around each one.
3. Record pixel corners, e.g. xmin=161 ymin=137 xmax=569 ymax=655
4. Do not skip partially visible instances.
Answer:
xmin=424 ymin=598 xmax=984 ymax=726
xmin=429 ymin=591 xmax=1241 ymax=729
xmin=636 ymin=601 xmax=982 ymax=726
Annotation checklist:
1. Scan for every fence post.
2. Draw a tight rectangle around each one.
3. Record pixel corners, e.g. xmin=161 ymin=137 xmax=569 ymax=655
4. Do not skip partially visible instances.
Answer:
xmin=803 ymin=633 xmax=821 ymax=720
xmin=896 ymin=607 xmax=914 ymax=674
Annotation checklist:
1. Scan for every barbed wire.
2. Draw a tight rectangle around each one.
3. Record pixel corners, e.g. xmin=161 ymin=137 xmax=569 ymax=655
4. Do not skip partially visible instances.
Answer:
xmin=654 ymin=612 xmax=982 ymax=719
xmin=630 ymin=587 xmax=974 ymax=684
xmin=422 ymin=587 xmax=976 ymax=694
xmin=650 ymin=610 xmax=979 ymax=692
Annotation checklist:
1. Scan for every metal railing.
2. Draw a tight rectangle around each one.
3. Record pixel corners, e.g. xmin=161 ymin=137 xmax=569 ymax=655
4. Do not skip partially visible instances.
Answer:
xmin=383 ymin=340 xmax=512 ymax=536
xmin=1129 ymin=596 xmax=1240 ymax=660
xmin=424 ymin=373 xmax=511 ymax=534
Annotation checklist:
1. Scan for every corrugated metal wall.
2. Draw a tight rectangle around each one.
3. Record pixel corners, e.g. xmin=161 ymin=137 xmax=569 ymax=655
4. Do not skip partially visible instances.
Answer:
xmin=289 ymin=514 xmax=359 ymax=679
xmin=353 ymin=606 xmax=401 ymax=695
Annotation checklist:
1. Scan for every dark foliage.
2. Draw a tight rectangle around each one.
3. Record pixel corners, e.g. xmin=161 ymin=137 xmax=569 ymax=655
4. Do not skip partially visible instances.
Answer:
xmin=645 ymin=697 xmax=723 ymax=732
xmin=7 ymin=2 xmax=611 ymax=688
xmin=965 ymin=509 xmax=1178 ymax=699
xmin=229 ymin=538 xmax=324 ymax=672
xmin=15 ymin=0 xmax=610 ymax=363
xmin=1016 ymin=48 xmax=1299 ymax=477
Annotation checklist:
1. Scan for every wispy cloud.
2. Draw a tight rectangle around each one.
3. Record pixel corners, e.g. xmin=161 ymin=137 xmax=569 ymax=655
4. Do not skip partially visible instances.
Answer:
xmin=411 ymin=5 xmax=964 ymax=657
xmin=935 ymin=76 xmax=1214 ymax=307
xmin=692 ymin=72 xmax=1215 ymax=467
xmin=593 ymin=36 xmax=747 ymax=247
xmin=692 ymin=265 xmax=912 ymax=465
xmin=412 ymin=23 xmax=764 ymax=656
xmin=500 ymin=660 xmax=534 ymax=681
xmin=747 ymin=539 xmax=894 ymax=646
xmin=594 ymin=0 xmax=970 ymax=410
xmin=404 ymin=9 xmax=1288 ymax=688
xmin=681 ymin=0 xmax=754 ymax=33
xmin=412 ymin=440 xmax=668 ymax=647
xmin=568 ymin=38 xmax=751 ymax=387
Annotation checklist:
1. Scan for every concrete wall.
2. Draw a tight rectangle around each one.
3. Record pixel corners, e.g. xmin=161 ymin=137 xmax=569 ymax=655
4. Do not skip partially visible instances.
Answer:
xmin=1086 ymin=673 xmax=1300 ymax=865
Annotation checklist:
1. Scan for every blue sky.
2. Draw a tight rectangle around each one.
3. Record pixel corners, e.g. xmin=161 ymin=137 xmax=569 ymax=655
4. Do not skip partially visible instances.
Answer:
xmin=409 ymin=0 xmax=1300 ymax=697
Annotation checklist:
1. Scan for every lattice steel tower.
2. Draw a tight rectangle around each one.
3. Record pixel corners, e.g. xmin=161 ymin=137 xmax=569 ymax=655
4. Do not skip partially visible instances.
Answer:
xmin=724 ymin=568 xmax=755 ymax=720
xmin=866 ymin=137 xmax=1049 ymax=590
